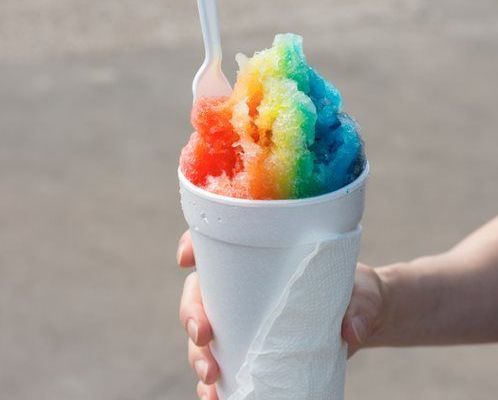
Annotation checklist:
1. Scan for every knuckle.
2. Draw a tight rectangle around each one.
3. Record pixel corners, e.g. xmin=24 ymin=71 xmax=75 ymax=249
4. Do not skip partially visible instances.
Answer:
xmin=183 ymin=271 xmax=197 ymax=290
xmin=179 ymin=273 xmax=198 ymax=322
xmin=179 ymin=304 xmax=187 ymax=324
xmin=179 ymin=302 xmax=189 ymax=325
xmin=188 ymin=340 xmax=199 ymax=367
xmin=357 ymin=289 xmax=382 ymax=310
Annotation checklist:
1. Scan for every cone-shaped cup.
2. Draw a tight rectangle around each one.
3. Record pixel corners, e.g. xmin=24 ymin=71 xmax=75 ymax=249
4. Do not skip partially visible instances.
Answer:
xmin=179 ymin=163 xmax=369 ymax=399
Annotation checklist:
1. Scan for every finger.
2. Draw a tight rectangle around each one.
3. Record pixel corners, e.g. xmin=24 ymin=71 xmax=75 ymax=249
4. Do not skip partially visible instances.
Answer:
xmin=197 ymin=381 xmax=218 ymax=400
xmin=179 ymin=272 xmax=213 ymax=346
xmin=177 ymin=230 xmax=195 ymax=267
xmin=342 ymin=315 xmax=367 ymax=358
xmin=188 ymin=339 xmax=220 ymax=385
xmin=348 ymin=345 xmax=360 ymax=359
xmin=342 ymin=264 xmax=381 ymax=357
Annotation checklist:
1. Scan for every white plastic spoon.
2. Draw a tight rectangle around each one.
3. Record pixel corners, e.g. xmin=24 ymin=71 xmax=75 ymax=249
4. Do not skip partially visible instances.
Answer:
xmin=192 ymin=0 xmax=232 ymax=101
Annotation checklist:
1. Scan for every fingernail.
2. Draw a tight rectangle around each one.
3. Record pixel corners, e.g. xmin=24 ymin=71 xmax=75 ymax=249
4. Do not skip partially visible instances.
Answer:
xmin=176 ymin=241 xmax=185 ymax=265
xmin=352 ymin=315 xmax=367 ymax=343
xmin=194 ymin=359 xmax=208 ymax=382
xmin=187 ymin=319 xmax=199 ymax=343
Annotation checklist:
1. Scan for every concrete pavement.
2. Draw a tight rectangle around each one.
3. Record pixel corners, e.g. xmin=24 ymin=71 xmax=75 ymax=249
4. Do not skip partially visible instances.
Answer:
xmin=0 ymin=0 xmax=497 ymax=399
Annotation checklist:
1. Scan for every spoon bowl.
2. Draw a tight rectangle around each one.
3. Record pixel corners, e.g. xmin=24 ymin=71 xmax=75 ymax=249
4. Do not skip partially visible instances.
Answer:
xmin=193 ymin=0 xmax=232 ymax=101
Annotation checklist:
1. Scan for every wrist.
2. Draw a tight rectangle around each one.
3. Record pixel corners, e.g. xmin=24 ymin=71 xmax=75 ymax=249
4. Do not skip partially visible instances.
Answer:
xmin=365 ymin=263 xmax=401 ymax=347
xmin=367 ymin=253 xmax=451 ymax=348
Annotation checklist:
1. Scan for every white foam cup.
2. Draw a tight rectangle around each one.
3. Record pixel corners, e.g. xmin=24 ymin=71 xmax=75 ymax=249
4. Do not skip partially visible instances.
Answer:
xmin=179 ymin=163 xmax=369 ymax=400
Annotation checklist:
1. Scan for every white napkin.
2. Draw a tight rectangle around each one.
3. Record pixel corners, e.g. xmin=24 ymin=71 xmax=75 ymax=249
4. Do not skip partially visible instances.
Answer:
xmin=228 ymin=229 xmax=361 ymax=400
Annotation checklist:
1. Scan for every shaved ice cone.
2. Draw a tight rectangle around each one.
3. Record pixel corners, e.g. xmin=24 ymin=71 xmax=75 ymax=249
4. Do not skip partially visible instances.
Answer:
xmin=179 ymin=32 xmax=369 ymax=400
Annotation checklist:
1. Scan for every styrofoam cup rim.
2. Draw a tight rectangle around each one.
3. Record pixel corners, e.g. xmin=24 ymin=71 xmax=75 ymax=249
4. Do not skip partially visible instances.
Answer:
xmin=178 ymin=161 xmax=369 ymax=208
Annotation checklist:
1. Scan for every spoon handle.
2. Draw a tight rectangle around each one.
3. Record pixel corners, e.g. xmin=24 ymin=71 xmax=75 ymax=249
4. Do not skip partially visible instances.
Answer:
xmin=197 ymin=0 xmax=223 ymax=62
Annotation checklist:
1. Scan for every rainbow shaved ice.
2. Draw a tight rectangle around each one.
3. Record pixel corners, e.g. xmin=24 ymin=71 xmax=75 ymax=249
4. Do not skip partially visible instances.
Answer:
xmin=180 ymin=33 xmax=365 ymax=200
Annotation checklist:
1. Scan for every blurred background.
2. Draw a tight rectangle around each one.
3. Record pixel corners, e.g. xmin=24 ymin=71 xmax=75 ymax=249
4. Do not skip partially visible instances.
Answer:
xmin=1 ymin=0 xmax=497 ymax=399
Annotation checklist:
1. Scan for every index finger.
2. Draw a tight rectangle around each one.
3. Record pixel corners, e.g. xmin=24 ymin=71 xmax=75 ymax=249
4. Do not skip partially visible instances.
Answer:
xmin=177 ymin=230 xmax=196 ymax=267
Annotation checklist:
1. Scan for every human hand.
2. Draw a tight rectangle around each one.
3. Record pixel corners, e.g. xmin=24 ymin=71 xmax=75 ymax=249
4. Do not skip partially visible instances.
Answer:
xmin=341 ymin=263 xmax=389 ymax=357
xmin=177 ymin=231 xmax=220 ymax=400
xmin=177 ymin=230 xmax=389 ymax=398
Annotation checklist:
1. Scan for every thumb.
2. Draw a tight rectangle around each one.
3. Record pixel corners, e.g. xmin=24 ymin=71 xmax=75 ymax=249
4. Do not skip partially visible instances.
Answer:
xmin=341 ymin=265 xmax=382 ymax=358
xmin=342 ymin=304 xmax=373 ymax=358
